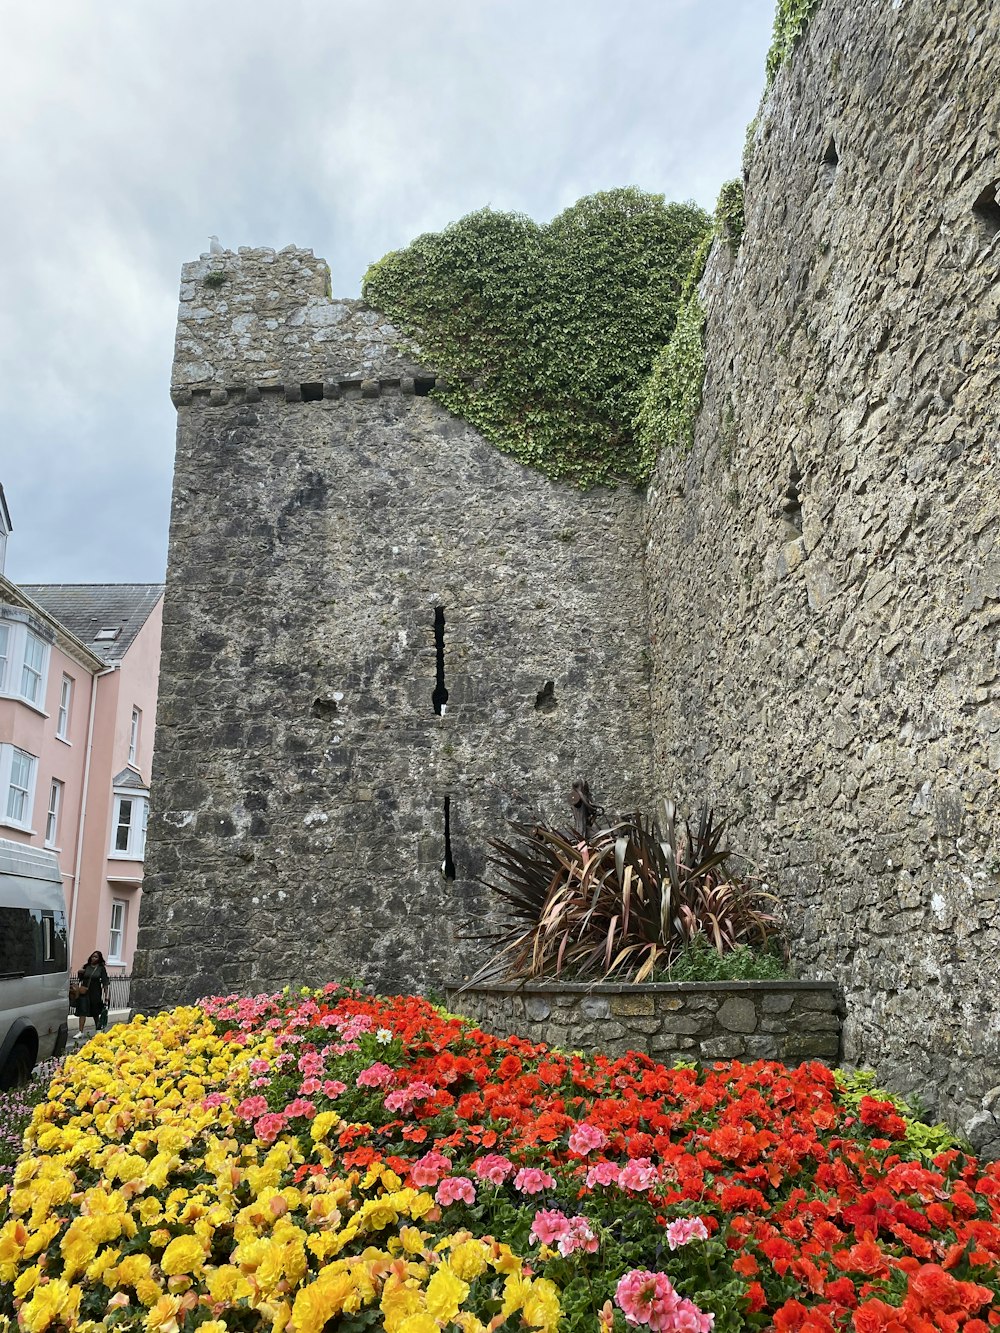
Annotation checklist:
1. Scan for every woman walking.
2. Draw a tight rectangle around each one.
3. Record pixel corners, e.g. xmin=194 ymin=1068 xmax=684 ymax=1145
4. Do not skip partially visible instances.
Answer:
xmin=72 ymin=951 xmax=110 ymax=1042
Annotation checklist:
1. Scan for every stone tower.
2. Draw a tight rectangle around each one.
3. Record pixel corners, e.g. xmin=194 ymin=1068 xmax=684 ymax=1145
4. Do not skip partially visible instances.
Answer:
xmin=133 ymin=247 xmax=654 ymax=1007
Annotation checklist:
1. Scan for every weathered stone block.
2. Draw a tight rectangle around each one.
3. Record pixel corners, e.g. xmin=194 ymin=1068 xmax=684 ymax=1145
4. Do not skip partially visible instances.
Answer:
xmin=699 ymin=1035 xmax=747 ymax=1060
xmin=717 ymin=996 xmax=758 ymax=1034
xmin=524 ymin=997 xmax=551 ymax=1022
xmin=580 ymin=996 xmax=612 ymax=1020
xmin=610 ymin=994 xmax=656 ymax=1017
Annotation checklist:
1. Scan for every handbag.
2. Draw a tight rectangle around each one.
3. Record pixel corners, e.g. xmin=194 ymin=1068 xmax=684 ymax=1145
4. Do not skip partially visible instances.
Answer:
xmin=69 ymin=979 xmax=85 ymax=1001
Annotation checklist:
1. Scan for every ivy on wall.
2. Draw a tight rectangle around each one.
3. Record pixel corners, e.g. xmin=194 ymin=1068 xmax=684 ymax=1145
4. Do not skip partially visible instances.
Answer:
xmin=362 ymin=189 xmax=710 ymax=488
xmin=715 ymin=179 xmax=745 ymax=251
xmin=765 ymin=0 xmax=822 ymax=83
xmin=634 ymin=180 xmax=745 ymax=459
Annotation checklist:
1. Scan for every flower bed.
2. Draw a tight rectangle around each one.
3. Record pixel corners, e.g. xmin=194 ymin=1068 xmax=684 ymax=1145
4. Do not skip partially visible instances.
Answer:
xmin=0 ymin=986 xmax=998 ymax=1333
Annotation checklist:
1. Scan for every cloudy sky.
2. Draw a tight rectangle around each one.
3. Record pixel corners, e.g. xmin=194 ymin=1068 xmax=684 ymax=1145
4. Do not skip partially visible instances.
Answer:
xmin=1 ymin=0 xmax=774 ymax=585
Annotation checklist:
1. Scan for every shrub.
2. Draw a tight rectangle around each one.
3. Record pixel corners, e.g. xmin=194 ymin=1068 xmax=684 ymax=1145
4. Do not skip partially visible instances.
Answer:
xmin=468 ymin=800 xmax=779 ymax=985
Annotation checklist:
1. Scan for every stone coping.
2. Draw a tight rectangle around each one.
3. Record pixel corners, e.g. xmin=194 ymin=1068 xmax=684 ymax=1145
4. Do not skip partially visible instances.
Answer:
xmin=447 ymin=978 xmax=841 ymax=997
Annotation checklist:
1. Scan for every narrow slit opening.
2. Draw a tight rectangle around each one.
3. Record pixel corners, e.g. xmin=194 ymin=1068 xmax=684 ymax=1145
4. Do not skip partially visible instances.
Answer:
xmin=781 ymin=458 xmax=803 ymax=537
xmin=442 ymin=796 xmax=456 ymax=880
xmin=300 ymin=382 xmax=324 ymax=402
xmin=432 ymin=606 xmax=449 ymax=716
xmin=414 ymin=377 xmax=436 ymax=397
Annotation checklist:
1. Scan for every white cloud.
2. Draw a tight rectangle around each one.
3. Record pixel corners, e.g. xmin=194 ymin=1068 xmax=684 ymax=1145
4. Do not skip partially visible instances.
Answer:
xmin=0 ymin=0 xmax=774 ymax=581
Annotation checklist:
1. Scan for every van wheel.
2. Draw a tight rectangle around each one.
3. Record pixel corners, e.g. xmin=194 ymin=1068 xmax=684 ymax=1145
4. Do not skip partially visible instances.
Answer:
xmin=0 ymin=1040 xmax=34 ymax=1091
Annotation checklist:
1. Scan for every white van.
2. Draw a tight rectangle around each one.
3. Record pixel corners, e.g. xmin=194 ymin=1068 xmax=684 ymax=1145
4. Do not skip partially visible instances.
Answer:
xmin=0 ymin=838 xmax=70 ymax=1088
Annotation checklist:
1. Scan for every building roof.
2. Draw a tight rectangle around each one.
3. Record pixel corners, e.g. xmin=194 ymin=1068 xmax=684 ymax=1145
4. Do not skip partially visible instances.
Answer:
xmin=112 ymin=767 xmax=149 ymax=791
xmin=0 ymin=485 xmax=11 ymax=535
xmin=19 ymin=584 xmax=164 ymax=662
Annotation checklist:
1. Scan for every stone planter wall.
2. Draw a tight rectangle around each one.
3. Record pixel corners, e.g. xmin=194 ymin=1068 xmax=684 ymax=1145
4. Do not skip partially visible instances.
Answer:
xmin=444 ymin=980 xmax=844 ymax=1066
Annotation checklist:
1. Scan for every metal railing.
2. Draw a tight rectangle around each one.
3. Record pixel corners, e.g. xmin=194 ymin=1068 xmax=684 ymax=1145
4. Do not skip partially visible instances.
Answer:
xmin=106 ymin=973 xmax=133 ymax=1011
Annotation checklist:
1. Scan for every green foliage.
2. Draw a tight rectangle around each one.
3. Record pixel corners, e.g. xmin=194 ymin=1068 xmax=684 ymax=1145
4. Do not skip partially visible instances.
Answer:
xmin=714 ymin=179 xmax=745 ymax=251
xmin=662 ymin=935 xmax=790 ymax=982
xmin=203 ymin=270 xmax=227 ymax=289
xmin=633 ymin=293 xmax=706 ymax=456
xmin=468 ymin=800 xmax=780 ymax=985
xmin=765 ymin=0 xmax=822 ymax=83
xmin=363 ymin=189 xmax=711 ymax=488
xmin=834 ymin=1068 xmax=970 ymax=1161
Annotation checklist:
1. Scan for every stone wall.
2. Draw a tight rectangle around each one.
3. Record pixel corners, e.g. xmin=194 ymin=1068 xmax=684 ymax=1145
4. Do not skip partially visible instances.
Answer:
xmin=134 ymin=247 xmax=654 ymax=1009
xmin=445 ymin=981 xmax=842 ymax=1066
xmin=645 ymin=0 xmax=1000 ymax=1150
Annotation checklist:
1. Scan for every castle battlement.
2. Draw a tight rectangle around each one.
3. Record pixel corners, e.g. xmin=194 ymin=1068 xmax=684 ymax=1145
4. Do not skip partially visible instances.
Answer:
xmin=172 ymin=244 xmax=426 ymax=398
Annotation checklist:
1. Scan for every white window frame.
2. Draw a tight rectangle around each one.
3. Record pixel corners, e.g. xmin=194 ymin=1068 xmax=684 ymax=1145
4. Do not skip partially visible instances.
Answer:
xmin=109 ymin=790 xmax=149 ymax=860
xmin=0 ymin=613 xmax=52 ymax=712
xmin=45 ymin=778 xmax=63 ymax=848
xmin=128 ymin=706 xmax=142 ymax=766
xmin=0 ymin=744 xmax=38 ymax=831
xmin=108 ymin=898 xmax=127 ymax=963
xmin=56 ymin=675 xmax=73 ymax=741
xmin=21 ymin=631 xmax=47 ymax=705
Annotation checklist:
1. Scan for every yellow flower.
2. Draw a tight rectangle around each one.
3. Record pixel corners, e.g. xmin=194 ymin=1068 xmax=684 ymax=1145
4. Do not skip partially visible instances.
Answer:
xmin=397 ymin=1315 xmax=440 ymax=1333
xmin=450 ymin=1239 xmax=489 ymax=1282
xmin=160 ymin=1234 xmax=207 ymax=1276
xmin=115 ymin=1252 xmax=153 ymax=1288
xmin=13 ymin=1263 xmax=40 ymax=1298
xmin=205 ymin=1263 xmax=252 ymax=1304
xmin=145 ymin=1293 xmax=182 ymax=1333
xmin=60 ymin=1217 xmax=100 ymax=1280
xmin=310 ymin=1111 xmax=340 ymax=1142
xmin=18 ymin=1278 xmax=82 ymax=1333
xmin=425 ymin=1263 xmax=469 ymax=1323
xmin=290 ymin=1269 xmax=359 ymax=1333
xmin=522 ymin=1278 xmax=562 ymax=1332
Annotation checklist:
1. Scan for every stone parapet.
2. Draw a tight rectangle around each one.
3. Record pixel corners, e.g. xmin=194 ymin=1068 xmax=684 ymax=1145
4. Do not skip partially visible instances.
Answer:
xmin=444 ymin=980 xmax=844 ymax=1065
xmin=172 ymin=245 xmax=426 ymax=394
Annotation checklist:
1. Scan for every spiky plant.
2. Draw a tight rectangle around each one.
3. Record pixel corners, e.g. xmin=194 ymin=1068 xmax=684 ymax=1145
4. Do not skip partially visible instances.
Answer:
xmin=466 ymin=800 xmax=779 ymax=986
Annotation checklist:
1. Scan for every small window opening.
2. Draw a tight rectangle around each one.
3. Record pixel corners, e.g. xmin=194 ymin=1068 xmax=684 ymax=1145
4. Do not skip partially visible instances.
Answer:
xmin=432 ymin=606 xmax=449 ymax=716
xmin=535 ymin=680 xmax=557 ymax=712
xmin=94 ymin=626 xmax=121 ymax=642
xmin=300 ymin=382 xmax=324 ymax=402
xmin=781 ymin=458 xmax=803 ymax=536
xmin=442 ymin=796 xmax=456 ymax=880
xmin=414 ymin=376 xmax=436 ymax=397
xmin=972 ymin=181 xmax=1000 ymax=238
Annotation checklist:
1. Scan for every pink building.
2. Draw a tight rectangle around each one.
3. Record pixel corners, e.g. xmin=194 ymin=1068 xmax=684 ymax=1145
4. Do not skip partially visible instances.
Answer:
xmin=0 ymin=489 xmax=163 ymax=977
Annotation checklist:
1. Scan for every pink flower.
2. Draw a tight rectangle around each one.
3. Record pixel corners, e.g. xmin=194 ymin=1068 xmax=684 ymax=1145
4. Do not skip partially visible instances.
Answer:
xmin=299 ymin=1078 xmax=321 ymax=1095
xmin=298 ymin=1052 xmax=324 ymax=1076
xmin=665 ymin=1217 xmax=709 ymax=1250
xmin=618 ymin=1157 xmax=658 ymax=1192
xmin=236 ymin=1095 xmax=268 ymax=1120
xmin=569 ymin=1123 xmax=608 ymax=1156
xmin=615 ymin=1271 xmax=713 ymax=1333
xmin=283 ymin=1097 xmax=316 ymax=1119
xmin=384 ymin=1089 xmax=411 ymax=1112
xmin=585 ymin=1161 xmax=620 ymax=1189
xmin=513 ymin=1167 xmax=556 ymax=1195
xmin=435 ymin=1176 xmax=477 ymax=1206
xmin=200 ymin=1093 xmax=226 ymax=1109
xmin=249 ymin=1058 xmax=270 ymax=1074
xmin=560 ymin=1215 xmax=599 ymax=1256
xmin=409 ymin=1151 xmax=452 ymax=1188
xmin=471 ymin=1154 xmax=515 ymax=1185
xmin=356 ymin=1061 xmax=395 ymax=1089
xmin=530 ymin=1209 xmax=571 ymax=1245
xmin=253 ymin=1112 xmax=287 ymax=1144
xmin=323 ymin=1079 xmax=346 ymax=1098
xmin=319 ymin=1013 xmax=340 ymax=1028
